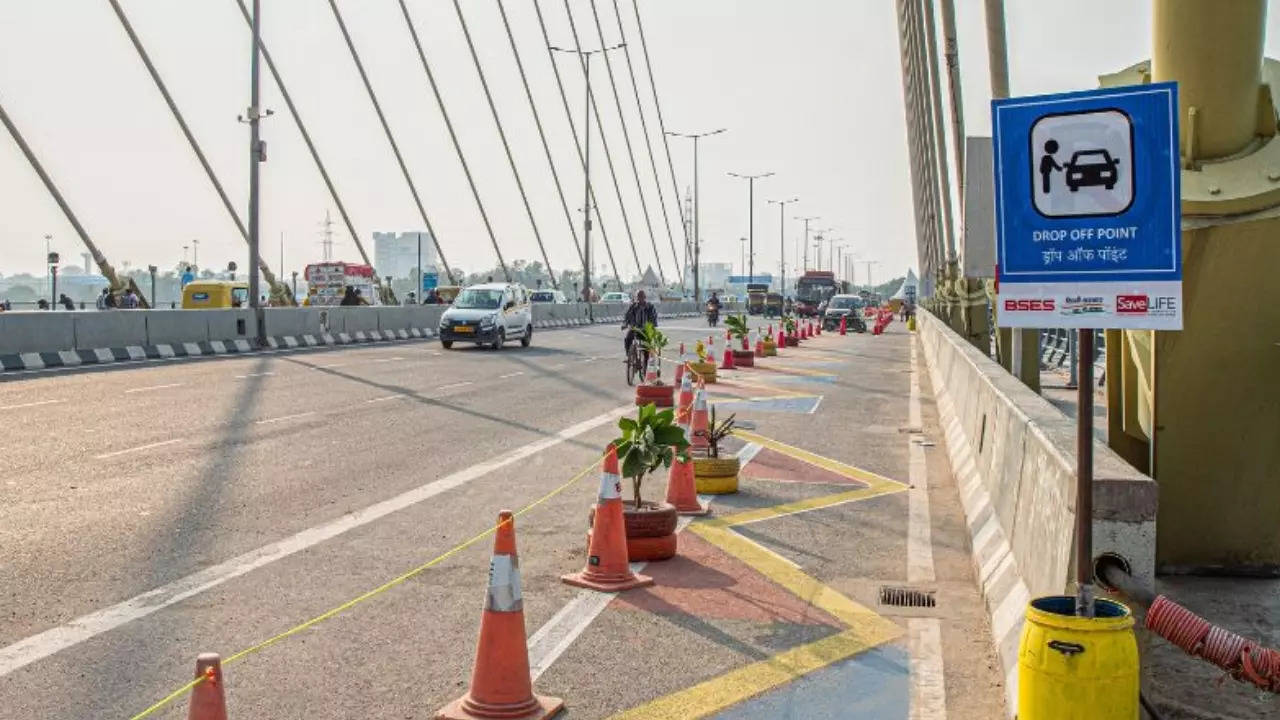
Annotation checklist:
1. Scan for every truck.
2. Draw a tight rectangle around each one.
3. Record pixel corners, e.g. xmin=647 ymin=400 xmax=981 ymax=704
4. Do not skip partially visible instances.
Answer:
xmin=794 ymin=271 xmax=838 ymax=317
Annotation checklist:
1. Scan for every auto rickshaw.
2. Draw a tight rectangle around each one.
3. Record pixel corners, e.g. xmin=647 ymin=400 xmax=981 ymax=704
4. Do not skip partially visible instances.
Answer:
xmin=764 ymin=292 xmax=784 ymax=317
xmin=182 ymin=280 xmax=249 ymax=309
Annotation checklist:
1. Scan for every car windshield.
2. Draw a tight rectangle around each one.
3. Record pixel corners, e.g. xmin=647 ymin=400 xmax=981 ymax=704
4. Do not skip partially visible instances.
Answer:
xmin=454 ymin=288 xmax=503 ymax=309
xmin=1073 ymin=151 xmax=1110 ymax=165
xmin=530 ymin=291 xmax=554 ymax=302
xmin=829 ymin=296 xmax=862 ymax=309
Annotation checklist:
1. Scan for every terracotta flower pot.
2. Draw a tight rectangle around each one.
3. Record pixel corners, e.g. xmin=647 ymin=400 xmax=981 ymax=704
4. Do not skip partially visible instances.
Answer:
xmin=731 ymin=349 xmax=755 ymax=368
xmin=688 ymin=360 xmax=718 ymax=384
xmin=693 ymin=454 xmax=740 ymax=494
xmin=635 ymin=382 xmax=675 ymax=407
xmin=589 ymin=500 xmax=678 ymax=561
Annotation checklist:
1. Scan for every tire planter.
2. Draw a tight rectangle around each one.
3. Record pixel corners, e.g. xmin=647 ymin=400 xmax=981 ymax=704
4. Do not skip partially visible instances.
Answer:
xmin=635 ymin=382 xmax=675 ymax=407
xmin=731 ymin=349 xmax=755 ymax=367
xmin=688 ymin=360 xmax=718 ymax=384
xmin=587 ymin=500 xmax=678 ymax=562
xmin=785 ymin=335 xmax=800 ymax=347
xmin=693 ymin=454 xmax=740 ymax=495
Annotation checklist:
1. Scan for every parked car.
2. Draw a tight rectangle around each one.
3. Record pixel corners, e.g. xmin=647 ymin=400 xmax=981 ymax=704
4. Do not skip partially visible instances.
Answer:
xmin=529 ymin=289 xmax=568 ymax=304
xmin=438 ymin=283 xmax=533 ymax=350
xmin=600 ymin=291 xmax=630 ymax=303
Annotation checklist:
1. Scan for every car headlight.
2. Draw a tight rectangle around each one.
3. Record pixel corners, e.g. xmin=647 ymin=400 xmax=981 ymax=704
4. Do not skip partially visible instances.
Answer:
xmin=480 ymin=314 xmax=496 ymax=328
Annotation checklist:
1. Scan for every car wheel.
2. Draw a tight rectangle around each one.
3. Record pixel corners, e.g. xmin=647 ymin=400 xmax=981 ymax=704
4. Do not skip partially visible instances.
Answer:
xmin=491 ymin=328 xmax=505 ymax=350
xmin=441 ymin=340 xmax=453 ymax=349
xmin=521 ymin=325 xmax=532 ymax=347
xmin=1105 ymin=182 xmax=1115 ymax=190
xmin=1069 ymin=183 xmax=1079 ymax=192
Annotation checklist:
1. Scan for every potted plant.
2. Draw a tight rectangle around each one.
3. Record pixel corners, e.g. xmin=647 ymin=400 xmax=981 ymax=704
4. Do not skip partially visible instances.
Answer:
xmin=693 ymin=406 xmax=740 ymax=494
xmin=782 ymin=315 xmax=801 ymax=346
xmin=724 ymin=315 xmax=755 ymax=367
xmin=761 ymin=325 xmax=778 ymax=356
xmin=634 ymin=323 xmax=675 ymax=406
xmin=687 ymin=339 xmax=718 ymax=383
xmin=590 ymin=403 xmax=690 ymax=561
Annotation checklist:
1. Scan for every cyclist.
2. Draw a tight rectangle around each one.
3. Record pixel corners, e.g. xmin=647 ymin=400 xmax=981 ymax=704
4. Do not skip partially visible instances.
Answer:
xmin=622 ymin=289 xmax=658 ymax=372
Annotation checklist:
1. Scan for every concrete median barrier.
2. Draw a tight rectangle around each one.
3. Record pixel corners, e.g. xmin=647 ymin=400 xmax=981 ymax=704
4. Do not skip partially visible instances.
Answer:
xmin=0 ymin=312 xmax=76 ymax=356
xmin=916 ymin=308 xmax=1156 ymax=713
xmin=74 ymin=311 xmax=148 ymax=352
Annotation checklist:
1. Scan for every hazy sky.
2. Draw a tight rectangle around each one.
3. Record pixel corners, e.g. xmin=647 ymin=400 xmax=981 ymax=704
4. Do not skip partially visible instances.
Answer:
xmin=3 ymin=1 xmax=1279 ymax=284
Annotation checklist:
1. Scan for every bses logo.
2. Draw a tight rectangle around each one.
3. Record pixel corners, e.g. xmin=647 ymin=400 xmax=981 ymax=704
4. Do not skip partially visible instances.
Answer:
xmin=1003 ymin=299 xmax=1055 ymax=312
xmin=1116 ymin=295 xmax=1148 ymax=314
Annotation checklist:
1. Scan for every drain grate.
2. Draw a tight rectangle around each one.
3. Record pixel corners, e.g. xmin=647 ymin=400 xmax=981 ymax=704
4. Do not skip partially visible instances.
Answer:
xmin=879 ymin=586 xmax=937 ymax=608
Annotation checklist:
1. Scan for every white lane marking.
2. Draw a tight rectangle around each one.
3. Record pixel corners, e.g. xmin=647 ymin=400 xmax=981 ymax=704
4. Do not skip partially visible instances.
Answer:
xmin=735 ymin=441 xmax=763 ymax=468
xmin=527 ymin=502 xmax=710 ymax=680
xmin=908 ymin=618 xmax=947 ymax=720
xmin=807 ymin=396 xmax=825 ymax=415
xmin=124 ymin=383 xmax=184 ymax=394
xmin=365 ymin=394 xmax=406 ymax=404
xmin=255 ymin=411 xmax=317 ymax=425
xmin=0 ymin=399 xmax=66 ymax=411
xmin=312 ymin=363 xmax=347 ymax=370
xmin=235 ymin=372 xmax=275 ymax=379
xmin=0 ymin=404 xmax=631 ymax=677
xmin=547 ymin=364 xmax=566 ymax=370
xmin=436 ymin=381 xmax=473 ymax=391
xmin=369 ymin=357 xmax=404 ymax=364
xmin=93 ymin=438 xmax=184 ymax=460
xmin=907 ymin=336 xmax=936 ymax=584
xmin=498 ymin=371 xmax=525 ymax=379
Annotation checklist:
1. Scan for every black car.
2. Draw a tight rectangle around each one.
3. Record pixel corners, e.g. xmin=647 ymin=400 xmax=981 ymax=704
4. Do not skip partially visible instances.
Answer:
xmin=1065 ymin=149 xmax=1120 ymax=191
xmin=821 ymin=295 xmax=867 ymax=333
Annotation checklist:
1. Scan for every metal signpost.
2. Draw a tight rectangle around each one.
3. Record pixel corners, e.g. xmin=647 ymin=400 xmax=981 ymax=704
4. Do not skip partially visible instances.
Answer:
xmin=991 ymin=81 xmax=1181 ymax=618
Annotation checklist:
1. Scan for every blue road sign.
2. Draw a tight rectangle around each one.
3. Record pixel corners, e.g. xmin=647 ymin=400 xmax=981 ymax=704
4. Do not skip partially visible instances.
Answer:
xmin=728 ymin=274 xmax=773 ymax=285
xmin=992 ymin=82 xmax=1181 ymax=330
xmin=421 ymin=272 xmax=438 ymax=291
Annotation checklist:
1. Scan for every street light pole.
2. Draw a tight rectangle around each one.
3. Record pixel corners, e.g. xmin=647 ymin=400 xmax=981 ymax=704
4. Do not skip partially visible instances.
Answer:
xmin=44 ymin=234 xmax=52 ymax=300
xmin=739 ymin=238 xmax=747 ymax=278
xmin=245 ymin=0 xmax=266 ymax=339
xmin=667 ymin=128 xmax=727 ymax=303
xmin=795 ymin=216 xmax=819 ymax=272
xmin=766 ymin=198 xmax=798 ymax=295
xmin=727 ymin=171 xmax=773 ymax=284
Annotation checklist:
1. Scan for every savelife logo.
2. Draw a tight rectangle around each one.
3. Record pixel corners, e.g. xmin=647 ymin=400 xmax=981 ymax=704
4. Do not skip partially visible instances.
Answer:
xmin=1004 ymin=299 xmax=1056 ymax=312
xmin=1116 ymin=295 xmax=1149 ymax=314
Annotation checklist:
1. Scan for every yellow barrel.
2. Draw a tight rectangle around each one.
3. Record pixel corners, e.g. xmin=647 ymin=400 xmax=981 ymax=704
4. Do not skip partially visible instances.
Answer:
xmin=1017 ymin=596 xmax=1139 ymax=719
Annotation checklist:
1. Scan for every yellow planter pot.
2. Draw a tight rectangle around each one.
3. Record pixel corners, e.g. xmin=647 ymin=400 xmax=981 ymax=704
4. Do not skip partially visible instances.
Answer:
xmin=688 ymin=360 xmax=718 ymax=384
xmin=693 ymin=455 xmax=740 ymax=494
xmin=1017 ymin=596 xmax=1138 ymax=719
xmin=762 ymin=339 xmax=778 ymax=356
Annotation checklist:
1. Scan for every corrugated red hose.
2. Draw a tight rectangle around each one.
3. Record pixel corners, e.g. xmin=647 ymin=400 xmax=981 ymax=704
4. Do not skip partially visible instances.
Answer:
xmin=1146 ymin=594 xmax=1280 ymax=692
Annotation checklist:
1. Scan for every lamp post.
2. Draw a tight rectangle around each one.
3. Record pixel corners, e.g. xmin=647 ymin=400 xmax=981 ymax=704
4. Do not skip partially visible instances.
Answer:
xmin=44 ymin=234 xmax=52 ymax=300
xmin=739 ymin=237 xmax=747 ymax=279
xmin=795 ymin=216 xmax=820 ymax=272
xmin=766 ymin=198 xmax=798 ymax=295
xmin=667 ymin=128 xmax=727 ymax=304
xmin=727 ymin=171 xmax=772 ymax=284
xmin=148 ymin=265 xmax=158 ymax=307
xmin=551 ymin=43 xmax=625 ymax=304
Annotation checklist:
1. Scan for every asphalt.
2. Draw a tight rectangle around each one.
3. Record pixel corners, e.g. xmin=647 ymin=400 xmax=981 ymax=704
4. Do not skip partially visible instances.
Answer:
xmin=0 ymin=320 xmax=1004 ymax=719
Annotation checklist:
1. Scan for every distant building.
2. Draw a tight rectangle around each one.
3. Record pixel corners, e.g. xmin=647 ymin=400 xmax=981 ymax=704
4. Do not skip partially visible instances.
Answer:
xmin=373 ymin=231 xmax=437 ymax=280
xmin=685 ymin=262 xmax=733 ymax=291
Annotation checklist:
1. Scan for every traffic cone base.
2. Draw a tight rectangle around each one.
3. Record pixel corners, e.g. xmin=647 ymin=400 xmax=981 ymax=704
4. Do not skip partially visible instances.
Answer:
xmin=561 ymin=566 xmax=654 ymax=592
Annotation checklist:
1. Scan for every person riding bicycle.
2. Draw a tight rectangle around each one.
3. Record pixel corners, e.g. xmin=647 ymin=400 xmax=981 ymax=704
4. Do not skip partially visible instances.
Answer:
xmin=622 ymin=290 xmax=658 ymax=368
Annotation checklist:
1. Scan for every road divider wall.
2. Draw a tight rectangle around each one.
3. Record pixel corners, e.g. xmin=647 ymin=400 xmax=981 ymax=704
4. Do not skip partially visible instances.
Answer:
xmin=916 ymin=308 xmax=1156 ymax=714
xmin=0 ymin=301 xmax=713 ymax=372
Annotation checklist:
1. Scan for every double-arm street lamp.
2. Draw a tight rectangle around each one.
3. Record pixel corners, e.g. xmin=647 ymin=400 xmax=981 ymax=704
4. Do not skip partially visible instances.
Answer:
xmin=727 ymin=171 xmax=773 ymax=284
xmin=666 ymin=128 xmax=726 ymax=302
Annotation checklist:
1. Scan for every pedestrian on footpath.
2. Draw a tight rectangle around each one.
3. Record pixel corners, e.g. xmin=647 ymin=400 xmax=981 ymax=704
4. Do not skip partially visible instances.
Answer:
xmin=59 ymin=294 xmax=75 ymax=311
xmin=122 ymin=288 xmax=140 ymax=309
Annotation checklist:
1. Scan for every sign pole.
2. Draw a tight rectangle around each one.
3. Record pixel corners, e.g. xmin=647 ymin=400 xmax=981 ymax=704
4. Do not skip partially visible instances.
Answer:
xmin=1075 ymin=328 xmax=1095 ymax=618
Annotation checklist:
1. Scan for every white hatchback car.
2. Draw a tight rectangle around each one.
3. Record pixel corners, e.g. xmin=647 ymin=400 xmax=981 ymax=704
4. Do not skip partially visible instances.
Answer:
xmin=600 ymin=291 xmax=630 ymax=303
xmin=438 ymin=283 xmax=533 ymax=350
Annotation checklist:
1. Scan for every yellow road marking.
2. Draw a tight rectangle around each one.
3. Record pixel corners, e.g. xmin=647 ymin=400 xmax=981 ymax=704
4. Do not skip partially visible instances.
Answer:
xmin=732 ymin=428 xmax=907 ymax=488
xmin=707 ymin=484 xmax=907 ymax=528
xmin=606 ymin=628 xmax=889 ymax=720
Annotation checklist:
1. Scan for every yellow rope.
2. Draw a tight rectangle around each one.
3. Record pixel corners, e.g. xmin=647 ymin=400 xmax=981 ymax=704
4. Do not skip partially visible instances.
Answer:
xmin=128 ymin=455 xmax=603 ymax=720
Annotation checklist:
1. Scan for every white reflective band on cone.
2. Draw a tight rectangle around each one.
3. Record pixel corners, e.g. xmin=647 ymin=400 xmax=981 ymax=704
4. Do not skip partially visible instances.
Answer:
xmin=598 ymin=471 xmax=622 ymax=500
xmin=694 ymin=391 xmax=707 ymax=411
xmin=485 ymin=553 xmax=523 ymax=612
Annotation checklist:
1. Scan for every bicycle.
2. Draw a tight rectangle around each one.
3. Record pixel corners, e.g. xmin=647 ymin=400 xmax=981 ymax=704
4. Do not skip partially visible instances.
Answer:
xmin=623 ymin=327 xmax=649 ymax=386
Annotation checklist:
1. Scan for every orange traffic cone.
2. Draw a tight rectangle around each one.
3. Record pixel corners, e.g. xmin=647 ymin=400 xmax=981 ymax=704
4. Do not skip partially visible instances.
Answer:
xmin=676 ymin=371 xmax=694 ymax=426
xmin=665 ymin=424 xmax=708 ymax=516
xmin=562 ymin=446 xmax=654 ymax=592
xmin=725 ymin=329 xmax=732 ymax=342
xmin=776 ymin=327 xmax=786 ymax=351
xmin=816 ymin=321 xmax=822 ymax=335
xmin=690 ymin=388 xmax=710 ymax=450
xmin=720 ymin=346 xmax=735 ymax=370
xmin=839 ymin=315 xmax=847 ymax=335
xmin=754 ymin=336 xmax=764 ymax=357
xmin=187 ymin=654 xmax=227 ymax=720
xmin=674 ymin=343 xmax=685 ymax=386
xmin=439 ymin=511 xmax=563 ymax=720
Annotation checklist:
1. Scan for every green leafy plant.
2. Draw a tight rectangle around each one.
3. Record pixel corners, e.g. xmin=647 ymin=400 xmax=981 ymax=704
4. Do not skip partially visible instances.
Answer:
xmin=782 ymin=315 xmax=797 ymax=335
xmin=724 ymin=314 xmax=750 ymax=341
xmin=699 ymin=405 xmax=738 ymax=458
xmin=638 ymin=322 xmax=668 ymax=382
xmin=615 ymin=403 xmax=691 ymax=508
